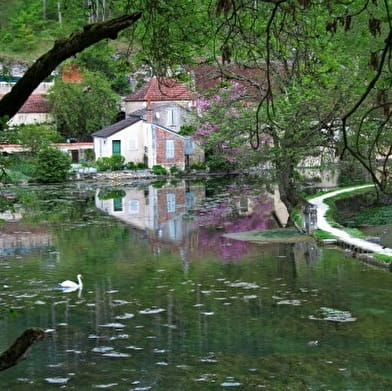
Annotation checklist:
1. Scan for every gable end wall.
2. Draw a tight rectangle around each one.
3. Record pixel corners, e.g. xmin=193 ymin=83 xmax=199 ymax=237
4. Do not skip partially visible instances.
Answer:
xmin=155 ymin=126 xmax=185 ymax=170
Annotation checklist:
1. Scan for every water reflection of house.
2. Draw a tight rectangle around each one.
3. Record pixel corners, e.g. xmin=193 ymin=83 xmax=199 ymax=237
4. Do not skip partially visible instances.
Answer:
xmin=95 ymin=180 xmax=205 ymax=254
xmin=0 ymin=222 xmax=52 ymax=257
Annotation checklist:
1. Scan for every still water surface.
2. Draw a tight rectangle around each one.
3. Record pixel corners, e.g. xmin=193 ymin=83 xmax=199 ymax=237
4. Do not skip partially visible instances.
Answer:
xmin=1 ymin=177 xmax=392 ymax=390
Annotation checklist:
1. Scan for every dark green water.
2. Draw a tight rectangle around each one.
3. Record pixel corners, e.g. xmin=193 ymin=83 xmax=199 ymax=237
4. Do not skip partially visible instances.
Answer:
xmin=1 ymin=178 xmax=392 ymax=390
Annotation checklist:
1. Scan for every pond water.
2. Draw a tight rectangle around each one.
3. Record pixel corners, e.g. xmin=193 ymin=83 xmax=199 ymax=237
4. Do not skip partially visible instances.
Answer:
xmin=1 ymin=176 xmax=392 ymax=390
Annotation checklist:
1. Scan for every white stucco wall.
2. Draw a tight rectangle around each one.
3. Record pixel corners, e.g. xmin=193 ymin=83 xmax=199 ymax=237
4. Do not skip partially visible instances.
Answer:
xmin=7 ymin=113 xmax=53 ymax=127
xmin=94 ymin=121 xmax=149 ymax=165
xmin=124 ymin=101 xmax=145 ymax=115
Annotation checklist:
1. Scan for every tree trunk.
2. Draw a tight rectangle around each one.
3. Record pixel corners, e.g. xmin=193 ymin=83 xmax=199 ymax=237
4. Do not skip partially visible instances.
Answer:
xmin=57 ymin=1 xmax=62 ymax=24
xmin=276 ymin=161 xmax=300 ymax=226
xmin=0 ymin=12 xmax=142 ymax=127
xmin=0 ymin=328 xmax=45 ymax=371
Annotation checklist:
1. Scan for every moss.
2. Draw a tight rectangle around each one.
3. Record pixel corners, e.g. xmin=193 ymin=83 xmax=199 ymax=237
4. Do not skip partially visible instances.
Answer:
xmin=224 ymin=228 xmax=314 ymax=243
xmin=372 ymin=253 xmax=392 ymax=263
xmin=313 ymin=229 xmax=336 ymax=240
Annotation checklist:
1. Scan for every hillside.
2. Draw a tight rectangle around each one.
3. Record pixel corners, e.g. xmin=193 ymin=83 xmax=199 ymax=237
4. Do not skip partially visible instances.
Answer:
xmin=0 ymin=0 xmax=98 ymax=65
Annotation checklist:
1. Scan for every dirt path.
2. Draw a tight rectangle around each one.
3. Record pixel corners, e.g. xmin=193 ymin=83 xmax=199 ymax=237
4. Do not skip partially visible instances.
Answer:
xmin=308 ymin=185 xmax=392 ymax=256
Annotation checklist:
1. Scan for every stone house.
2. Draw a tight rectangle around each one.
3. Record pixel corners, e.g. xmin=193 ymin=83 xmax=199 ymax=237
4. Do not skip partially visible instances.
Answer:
xmin=93 ymin=77 xmax=204 ymax=169
xmin=123 ymin=77 xmax=195 ymax=132
xmin=0 ymin=80 xmax=53 ymax=127
xmin=2 ymin=93 xmax=53 ymax=127
xmin=92 ymin=114 xmax=192 ymax=170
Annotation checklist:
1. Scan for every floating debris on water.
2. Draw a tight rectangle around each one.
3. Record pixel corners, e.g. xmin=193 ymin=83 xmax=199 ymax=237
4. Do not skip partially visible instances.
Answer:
xmin=309 ymin=307 xmax=357 ymax=322
xmin=243 ymin=295 xmax=258 ymax=300
xmin=102 ymin=352 xmax=130 ymax=358
xmin=114 ymin=313 xmax=134 ymax=320
xmin=99 ymin=323 xmax=126 ymax=328
xmin=92 ymin=346 xmax=114 ymax=353
xmin=277 ymin=299 xmax=301 ymax=306
xmin=221 ymin=377 xmax=242 ymax=387
xmin=225 ymin=281 xmax=259 ymax=289
xmin=45 ymin=377 xmax=70 ymax=384
xmin=139 ymin=308 xmax=165 ymax=315
xmin=110 ymin=334 xmax=129 ymax=340
xmin=111 ymin=299 xmax=129 ymax=306
xmin=126 ymin=345 xmax=143 ymax=351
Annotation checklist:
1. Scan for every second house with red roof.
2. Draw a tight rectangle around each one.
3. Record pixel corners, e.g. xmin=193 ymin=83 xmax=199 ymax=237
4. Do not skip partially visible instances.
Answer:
xmin=92 ymin=77 xmax=203 ymax=170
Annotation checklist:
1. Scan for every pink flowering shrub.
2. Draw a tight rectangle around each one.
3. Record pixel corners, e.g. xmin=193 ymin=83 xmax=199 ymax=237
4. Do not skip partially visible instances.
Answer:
xmin=192 ymin=81 xmax=269 ymax=171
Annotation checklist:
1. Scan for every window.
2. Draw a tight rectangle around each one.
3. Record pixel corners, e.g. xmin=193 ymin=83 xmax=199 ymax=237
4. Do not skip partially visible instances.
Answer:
xmin=128 ymin=138 xmax=137 ymax=151
xmin=113 ymin=198 xmax=123 ymax=212
xmin=128 ymin=200 xmax=140 ymax=214
xmin=166 ymin=140 xmax=175 ymax=159
xmin=167 ymin=108 xmax=175 ymax=126
xmin=112 ymin=140 xmax=121 ymax=155
xmin=169 ymin=219 xmax=178 ymax=240
xmin=166 ymin=193 xmax=176 ymax=213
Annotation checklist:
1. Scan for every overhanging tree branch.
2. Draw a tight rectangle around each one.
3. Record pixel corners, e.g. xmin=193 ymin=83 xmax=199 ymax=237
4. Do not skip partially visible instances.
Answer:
xmin=0 ymin=12 xmax=142 ymax=125
xmin=0 ymin=328 xmax=45 ymax=371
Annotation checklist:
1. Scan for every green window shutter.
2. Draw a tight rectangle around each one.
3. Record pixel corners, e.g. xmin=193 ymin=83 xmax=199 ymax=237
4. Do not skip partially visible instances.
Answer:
xmin=113 ymin=198 xmax=123 ymax=211
xmin=112 ymin=140 xmax=121 ymax=155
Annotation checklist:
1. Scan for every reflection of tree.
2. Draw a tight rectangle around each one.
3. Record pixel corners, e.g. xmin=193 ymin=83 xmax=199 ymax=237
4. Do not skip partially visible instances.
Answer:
xmin=196 ymin=194 xmax=276 ymax=260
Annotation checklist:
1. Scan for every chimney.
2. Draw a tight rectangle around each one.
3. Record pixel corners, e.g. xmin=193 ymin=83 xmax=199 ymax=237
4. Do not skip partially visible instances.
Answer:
xmin=146 ymin=99 xmax=153 ymax=123
xmin=62 ymin=64 xmax=83 ymax=83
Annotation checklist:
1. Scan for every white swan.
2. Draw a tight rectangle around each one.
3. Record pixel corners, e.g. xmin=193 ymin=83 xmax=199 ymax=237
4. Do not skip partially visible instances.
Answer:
xmin=60 ymin=274 xmax=83 ymax=290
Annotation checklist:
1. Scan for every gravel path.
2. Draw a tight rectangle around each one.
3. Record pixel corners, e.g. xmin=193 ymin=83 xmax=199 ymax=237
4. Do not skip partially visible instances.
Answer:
xmin=308 ymin=185 xmax=392 ymax=256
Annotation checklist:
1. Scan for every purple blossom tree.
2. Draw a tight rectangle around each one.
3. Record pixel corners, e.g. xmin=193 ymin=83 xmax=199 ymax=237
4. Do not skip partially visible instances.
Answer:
xmin=192 ymin=81 xmax=269 ymax=172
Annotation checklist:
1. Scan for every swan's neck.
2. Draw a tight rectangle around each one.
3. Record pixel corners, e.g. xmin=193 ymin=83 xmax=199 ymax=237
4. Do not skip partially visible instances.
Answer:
xmin=77 ymin=276 xmax=83 ymax=287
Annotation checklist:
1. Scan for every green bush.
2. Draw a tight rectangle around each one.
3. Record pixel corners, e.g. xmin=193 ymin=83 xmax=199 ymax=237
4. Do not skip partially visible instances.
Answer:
xmin=108 ymin=155 xmax=125 ymax=171
xmin=96 ymin=155 xmax=125 ymax=171
xmin=190 ymin=161 xmax=206 ymax=170
xmin=170 ymin=165 xmax=179 ymax=175
xmin=126 ymin=161 xmax=147 ymax=170
xmin=96 ymin=157 xmax=112 ymax=171
xmin=152 ymin=165 xmax=168 ymax=175
xmin=34 ymin=147 xmax=71 ymax=183
xmin=126 ymin=161 xmax=137 ymax=170
xmin=84 ymin=149 xmax=95 ymax=161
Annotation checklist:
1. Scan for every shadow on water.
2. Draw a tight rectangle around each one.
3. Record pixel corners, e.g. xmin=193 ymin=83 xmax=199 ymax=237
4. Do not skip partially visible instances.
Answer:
xmin=1 ymin=177 xmax=392 ymax=389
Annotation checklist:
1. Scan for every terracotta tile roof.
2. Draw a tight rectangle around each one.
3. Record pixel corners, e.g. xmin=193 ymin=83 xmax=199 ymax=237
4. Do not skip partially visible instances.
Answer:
xmin=124 ymin=77 xmax=194 ymax=102
xmin=18 ymin=94 xmax=51 ymax=113
xmin=0 ymin=94 xmax=51 ymax=114
xmin=92 ymin=116 xmax=142 ymax=138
